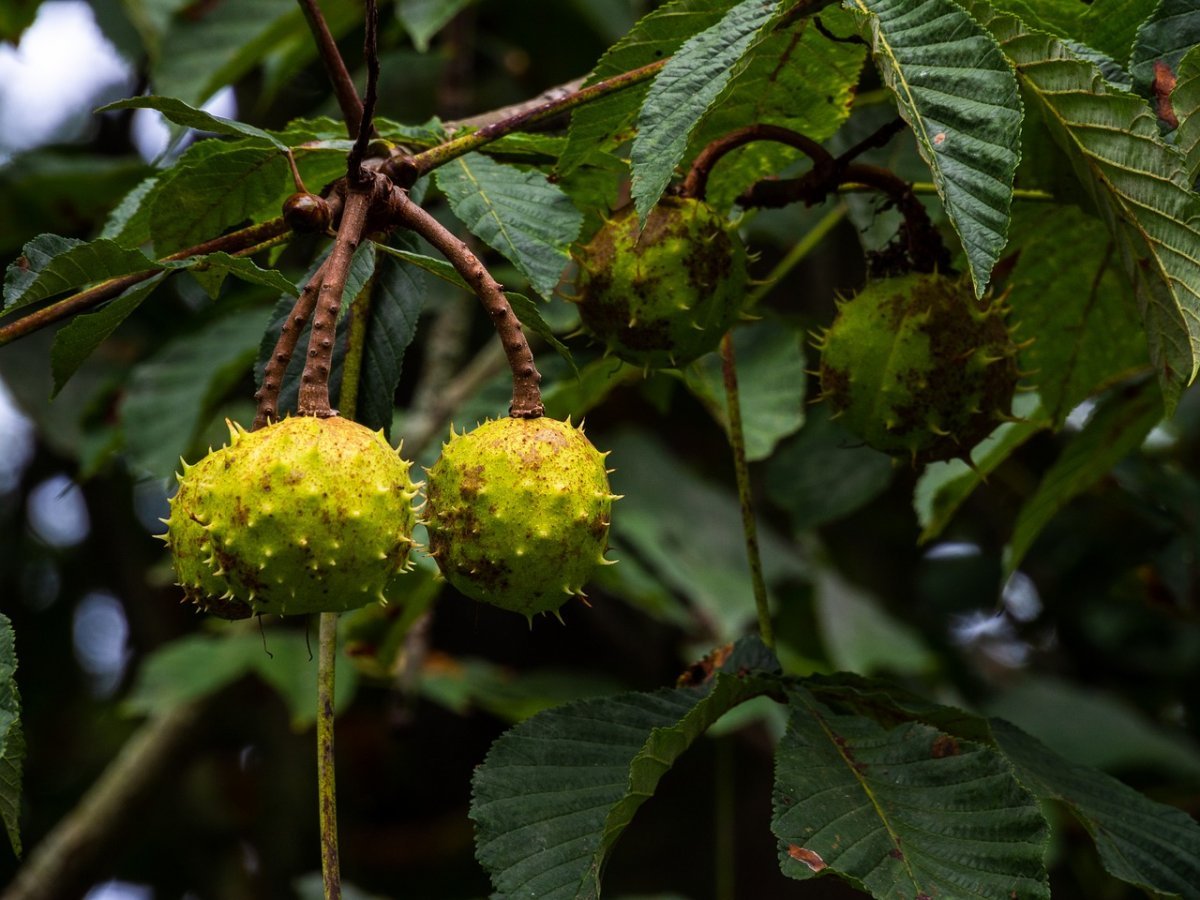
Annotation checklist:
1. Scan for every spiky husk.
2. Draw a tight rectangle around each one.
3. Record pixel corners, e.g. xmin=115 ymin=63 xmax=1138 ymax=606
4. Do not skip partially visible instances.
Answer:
xmin=816 ymin=272 xmax=1020 ymax=464
xmin=164 ymin=416 xmax=420 ymax=616
xmin=571 ymin=197 xmax=748 ymax=368
xmin=423 ymin=416 xmax=616 ymax=618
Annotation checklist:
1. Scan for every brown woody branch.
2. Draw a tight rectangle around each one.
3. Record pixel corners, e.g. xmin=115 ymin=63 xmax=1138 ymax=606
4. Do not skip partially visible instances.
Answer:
xmin=386 ymin=188 xmax=543 ymax=418
xmin=297 ymin=0 xmax=364 ymax=137
xmin=679 ymin=123 xmax=836 ymax=201
xmin=346 ymin=0 xmax=380 ymax=184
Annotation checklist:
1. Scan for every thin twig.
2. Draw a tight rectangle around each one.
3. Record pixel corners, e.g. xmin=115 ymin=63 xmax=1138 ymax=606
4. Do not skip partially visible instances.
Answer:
xmin=386 ymin=189 xmax=543 ymax=417
xmin=254 ymin=257 xmax=331 ymax=429
xmin=297 ymin=0 xmax=363 ymax=137
xmin=297 ymin=184 xmax=375 ymax=417
xmin=0 ymin=218 xmax=290 ymax=347
xmin=720 ymin=332 xmax=773 ymax=648
xmin=346 ymin=0 xmax=379 ymax=184
xmin=316 ymin=611 xmax=341 ymax=900
xmin=680 ymin=123 xmax=835 ymax=201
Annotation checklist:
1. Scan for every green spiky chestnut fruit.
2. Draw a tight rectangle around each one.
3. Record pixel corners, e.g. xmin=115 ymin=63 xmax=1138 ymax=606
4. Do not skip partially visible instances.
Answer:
xmin=571 ymin=197 xmax=748 ymax=368
xmin=422 ymin=416 xmax=617 ymax=619
xmin=815 ymin=272 xmax=1020 ymax=464
xmin=164 ymin=416 xmax=420 ymax=617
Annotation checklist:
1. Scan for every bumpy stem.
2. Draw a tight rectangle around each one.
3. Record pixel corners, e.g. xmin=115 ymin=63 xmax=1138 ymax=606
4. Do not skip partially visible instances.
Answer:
xmin=387 ymin=189 xmax=543 ymax=417
xmin=720 ymin=332 xmax=773 ymax=648
xmin=297 ymin=185 xmax=373 ymax=417
xmin=297 ymin=0 xmax=363 ymax=137
xmin=316 ymin=611 xmax=341 ymax=900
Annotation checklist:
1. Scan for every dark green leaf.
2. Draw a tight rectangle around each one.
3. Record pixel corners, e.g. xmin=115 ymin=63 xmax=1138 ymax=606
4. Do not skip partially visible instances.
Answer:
xmin=100 ymin=173 xmax=160 ymax=247
xmin=148 ymin=145 xmax=286 ymax=255
xmin=50 ymin=274 xmax=168 ymax=397
xmin=559 ymin=0 xmax=738 ymax=177
xmin=172 ymin=252 xmax=297 ymax=300
xmin=435 ymin=152 xmax=583 ymax=298
xmin=684 ymin=319 xmax=807 ymax=462
xmin=1005 ymin=381 xmax=1163 ymax=573
xmin=993 ymin=718 xmax=1200 ymax=898
xmin=0 ymin=613 xmax=23 ymax=857
xmin=850 ymin=0 xmax=1024 ymax=296
xmin=773 ymin=688 xmax=1050 ymax=898
xmin=122 ymin=305 xmax=274 ymax=479
xmin=396 ymin=0 xmax=475 ymax=51
xmin=978 ymin=7 xmax=1200 ymax=411
xmin=630 ymin=0 xmax=778 ymax=219
xmin=472 ymin=643 xmax=778 ymax=899
xmin=1129 ymin=0 xmax=1200 ymax=97
xmin=3 ymin=234 xmax=157 ymax=314
xmin=97 ymin=96 xmax=288 ymax=149
xmin=765 ymin=404 xmax=894 ymax=533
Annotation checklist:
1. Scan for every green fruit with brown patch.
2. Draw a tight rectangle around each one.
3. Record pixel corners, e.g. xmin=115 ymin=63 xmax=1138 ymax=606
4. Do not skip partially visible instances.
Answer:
xmin=423 ymin=416 xmax=617 ymax=618
xmin=815 ymin=272 xmax=1020 ymax=464
xmin=164 ymin=416 xmax=420 ymax=616
xmin=571 ymin=197 xmax=748 ymax=368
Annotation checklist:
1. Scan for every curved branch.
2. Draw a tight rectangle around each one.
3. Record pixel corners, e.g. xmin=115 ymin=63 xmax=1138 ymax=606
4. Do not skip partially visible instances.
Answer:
xmin=386 ymin=189 xmax=543 ymax=418
xmin=680 ymin=123 xmax=835 ymax=201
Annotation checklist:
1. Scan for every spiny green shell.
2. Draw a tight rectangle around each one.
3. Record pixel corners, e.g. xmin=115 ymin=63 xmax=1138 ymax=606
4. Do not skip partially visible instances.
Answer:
xmin=423 ymin=416 xmax=617 ymax=618
xmin=816 ymin=272 xmax=1019 ymax=464
xmin=164 ymin=416 xmax=420 ymax=617
xmin=572 ymin=197 xmax=748 ymax=368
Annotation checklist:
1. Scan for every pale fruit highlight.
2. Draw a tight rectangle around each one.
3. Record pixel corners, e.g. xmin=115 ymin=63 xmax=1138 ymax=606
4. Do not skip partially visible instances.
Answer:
xmin=423 ymin=416 xmax=617 ymax=618
xmin=164 ymin=416 xmax=420 ymax=616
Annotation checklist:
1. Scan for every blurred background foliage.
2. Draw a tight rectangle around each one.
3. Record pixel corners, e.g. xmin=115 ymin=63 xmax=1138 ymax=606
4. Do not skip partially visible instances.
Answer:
xmin=0 ymin=1 xmax=1198 ymax=898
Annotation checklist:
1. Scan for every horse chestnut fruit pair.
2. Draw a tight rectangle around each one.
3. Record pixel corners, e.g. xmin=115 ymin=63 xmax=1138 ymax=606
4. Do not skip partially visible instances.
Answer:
xmin=166 ymin=415 xmax=615 ymax=620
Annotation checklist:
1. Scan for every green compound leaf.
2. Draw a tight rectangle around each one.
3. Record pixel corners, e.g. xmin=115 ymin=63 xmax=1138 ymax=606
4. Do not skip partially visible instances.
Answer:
xmin=977 ymin=6 xmax=1200 ymax=411
xmin=559 ymin=0 xmax=739 ymax=177
xmin=773 ymin=687 xmax=1050 ymax=898
xmin=0 ymin=613 xmax=23 ymax=858
xmin=97 ymin=96 xmax=288 ymax=150
xmin=3 ymin=234 xmax=157 ymax=315
xmin=849 ymin=0 xmax=1024 ymax=297
xmin=435 ymin=152 xmax=583 ymax=299
xmin=1129 ymin=0 xmax=1200 ymax=97
xmin=1005 ymin=380 xmax=1163 ymax=574
xmin=993 ymin=718 xmax=1200 ymax=897
xmin=630 ymin=0 xmax=779 ymax=220
xmin=1174 ymin=46 xmax=1200 ymax=181
xmin=472 ymin=640 xmax=779 ymax=900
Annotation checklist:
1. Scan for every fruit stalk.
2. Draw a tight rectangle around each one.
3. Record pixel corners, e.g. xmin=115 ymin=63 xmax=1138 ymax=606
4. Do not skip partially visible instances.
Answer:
xmin=297 ymin=184 xmax=373 ymax=417
xmin=680 ymin=123 xmax=835 ymax=201
xmin=720 ymin=332 xmax=774 ymax=648
xmin=317 ymin=610 xmax=341 ymax=900
xmin=387 ymin=188 xmax=543 ymax=417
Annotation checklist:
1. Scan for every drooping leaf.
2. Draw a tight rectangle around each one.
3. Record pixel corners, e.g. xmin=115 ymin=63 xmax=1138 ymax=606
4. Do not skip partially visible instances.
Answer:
xmin=50 ymin=274 xmax=168 ymax=397
xmin=3 ymin=234 xmax=157 ymax=315
xmin=1005 ymin=381 xmax=1163 ymax=573
xmin=122 ymin=305 xmax=274 ymax=479
xmin=1129 ymin=0 xmax=1200 ymax=97
xmin=148 ymin=145 xmax=287 ymax=255
xmin=152 ymin=0 xmax=303 ymax=108
xmin=630 ymin=0 xmax=779 ymax=219
xmin=1174 ymin=45 xmax=1200 ymax=180
xmin=173 ymin=252 xmax=298 ymax=300
xmin=993 ymin=718 xmax=1200 ymax=897
xmin=1005 ymin=205 xmax=1149 ymax=425
xmin=773 ymin=687 xmax=1050 ymax=898
xmin=559 ymin=0 xmax=739 ymax=177
xmin=764 ymin=404 xmax=894 ymax=534
xmin=913 ymin=395 xmax=1048 ymax=543
xmin=977 ymin=7 xmax=1200 ymax=411
xmin=684 ymin=318 xmax=807 ymax=461
xmin=396 ymin=0 xmax=475 ymax=51
xmin=849 ymin=0 xmax=1024 ymax=297
xmin=435 ymin=152 xmax=583 ymax=299
xmin=683 ymin=9 xmax=867 ymax=209
xmin=0 ymin=613 xmax=23 ymax=857
xmin=350 ymin=245 xmax=427 ymax=435
xmin=96 ymin=96 xmax=288 ymax=150
xmin=472 ymin=640 xmax=779 ymax=900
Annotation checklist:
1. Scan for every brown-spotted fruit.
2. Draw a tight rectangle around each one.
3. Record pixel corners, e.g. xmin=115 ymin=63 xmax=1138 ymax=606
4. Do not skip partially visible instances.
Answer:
xmin=815 ymin=272 xmax=1020 ymax=464
xmin=164 ymin=416 xmax=420 ymax=616
xmin=571 ymin=197 xmax=748 ymax=368
xmin=423 ymin=416 xmax=617 ymax=618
